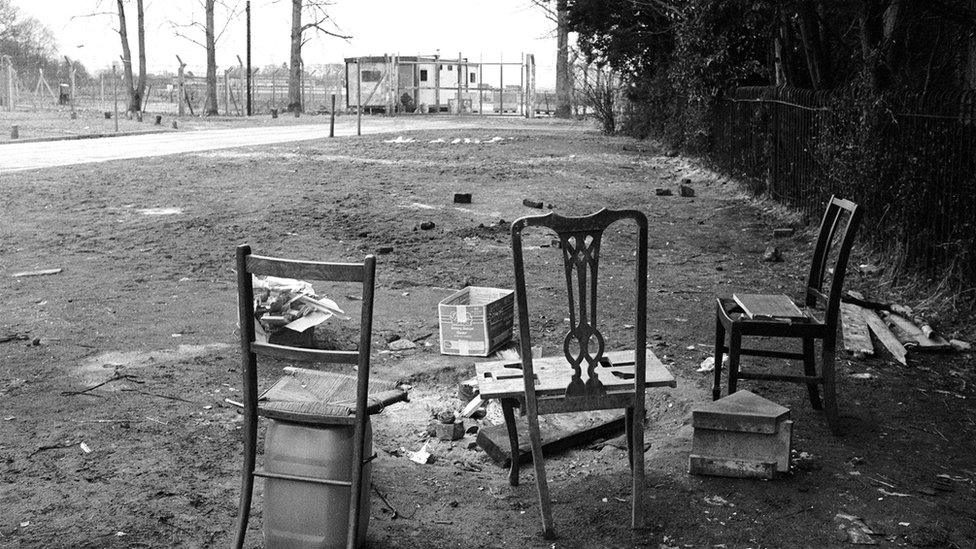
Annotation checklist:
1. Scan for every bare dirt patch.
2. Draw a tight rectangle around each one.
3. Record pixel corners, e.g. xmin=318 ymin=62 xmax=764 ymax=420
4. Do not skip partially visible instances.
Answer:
xmin=0 ymin=119 xmax=973 ymax=548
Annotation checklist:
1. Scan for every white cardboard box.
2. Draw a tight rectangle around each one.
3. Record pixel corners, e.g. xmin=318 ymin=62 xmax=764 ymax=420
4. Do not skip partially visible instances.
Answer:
xmin=438 ymin=287 xmax=514 ymax=356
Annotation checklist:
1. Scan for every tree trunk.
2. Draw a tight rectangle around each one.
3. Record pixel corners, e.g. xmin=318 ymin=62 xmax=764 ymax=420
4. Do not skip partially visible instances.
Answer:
xmin=132 ymin=0 xmax=146 ymax=112
xmin=203 ymin=0 xmax=218 ymax=115
xmin=116 ymin=0 xmax=136 ymax=112
xmin=554 ymin=0 xmax=572 ymax=119
xmin=287 ymin=0 xmax=303 ymax=112
xmin=797 ymin=0 xmax=830 ymax=90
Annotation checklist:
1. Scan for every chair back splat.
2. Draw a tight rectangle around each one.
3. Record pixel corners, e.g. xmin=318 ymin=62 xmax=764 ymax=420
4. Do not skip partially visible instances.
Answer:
xmin=805 ymin=196 xmax=863 ymax=328
xmin=511 ymin=209 xmax=649 ymax=401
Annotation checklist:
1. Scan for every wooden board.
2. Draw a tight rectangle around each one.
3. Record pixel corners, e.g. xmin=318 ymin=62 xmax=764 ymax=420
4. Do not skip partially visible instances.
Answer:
xmin=861 ymin=307 xmax=907 ymax=365
xmin=840 ymin=302 xmax=874 ymax=358
xmin=732 ymin=293 xmax=807 ymax=321
xmin=475 ymin=349 xmax=676 ymax=400
xmin=883 ymin=312 xmax=952 ymax=352
xmin=476 ymin=410 xmax=624 ymax=466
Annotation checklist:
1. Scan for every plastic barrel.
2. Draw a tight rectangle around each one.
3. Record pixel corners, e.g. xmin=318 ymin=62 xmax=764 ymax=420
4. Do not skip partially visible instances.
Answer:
xmin=263 ymin=419 xmax=372 ymax=549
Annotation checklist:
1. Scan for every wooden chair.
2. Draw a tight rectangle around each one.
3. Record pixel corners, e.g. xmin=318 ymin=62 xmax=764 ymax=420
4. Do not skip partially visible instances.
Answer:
xmin=233 ymin=245 xmax=408 ymax=549
xmin=492 ymin=208 xmax=676 ymax=539
xmin=712 ymin=196 xmax=862 ymax=434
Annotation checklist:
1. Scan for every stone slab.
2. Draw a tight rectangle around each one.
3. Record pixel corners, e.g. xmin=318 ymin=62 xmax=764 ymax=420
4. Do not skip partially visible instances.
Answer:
xmin=692 ymin=390 xmax=789 ymax=434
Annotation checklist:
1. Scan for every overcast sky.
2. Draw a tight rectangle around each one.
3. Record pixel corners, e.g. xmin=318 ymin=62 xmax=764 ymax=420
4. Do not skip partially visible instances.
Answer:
xmin=11 ymin=0 xmax=561 ymax=86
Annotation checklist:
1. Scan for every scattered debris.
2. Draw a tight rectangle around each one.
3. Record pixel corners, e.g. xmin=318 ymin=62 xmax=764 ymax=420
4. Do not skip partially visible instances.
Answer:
xmin=453 ymin=193 xmax=472 ymax=204
xmin=703 ymin=495 xmax=733 ymax=507
xmin=522 ymin=198 xmax=544 ymax=209
xmin=878 ymin=488 xmax=911 ymax=497
xmin=383 ymin=135 xmax=416 ymax=144
xmin=137 ymin=208 xmax=182 ymax=216
xmin=407 ymin=442 xmax=434 ymax=465
xmin=679 ymin=184 xmax=695 ymax=197
xmin=79 ymin=442 xmax=92 ymax=454
xmin=950 ymin=339 xmax=971 ymax=352
xmin=388 ymin=338 xmax=417 ymax=351
xmin=858 ymin=264 xmax=883 ymax=276
xmin=835 ymin=513 xmax=879 ymax=545
xmin=0 ymin=332 xmax=30 ymax=344
xmin=850 ymin=373 xmax=874 ymax=380
xmin=11 ymin=268 xmax=62 ymax=278
xmin=419 ymin=221 xmax=436 ymax=230
xmin=772 ymin=228 xmax=795 ymax=238
xmin=432 ymin=421 xmax=465 ymax=441
xmin=762 ymin=246 xmax=783 ymax=262
xmin=376 ymin=245 xmax=394 ymax=255
xmin=696 ymin=356 xmax=727 ymax=373
xmin=655 ymin=188 xmax=673 ymax=196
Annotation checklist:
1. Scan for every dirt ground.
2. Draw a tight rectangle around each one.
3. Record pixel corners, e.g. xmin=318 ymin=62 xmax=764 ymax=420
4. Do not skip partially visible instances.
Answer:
xmin=1 ymin=118 xmax=974 ymax=548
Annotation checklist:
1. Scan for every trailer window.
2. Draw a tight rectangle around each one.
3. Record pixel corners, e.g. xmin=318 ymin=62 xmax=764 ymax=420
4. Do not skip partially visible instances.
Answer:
xmin=469 ymin=72 xmax=476 ymax=83
xmin=420 ymin=69 xmax=428 ymax=82
xmin=361 ymin=70 xmax=381 ymax=82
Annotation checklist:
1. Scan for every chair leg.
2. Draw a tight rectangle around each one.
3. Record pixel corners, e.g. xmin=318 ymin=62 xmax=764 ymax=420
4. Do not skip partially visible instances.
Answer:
xmin=727 ymin=330 xmax=742 ymax=395
xmin=233 ymin=411 xmax=258 ymax=549
xmin=346 ymin=419 xmax=368 ymax=549
xmin=526 ymin=408 xmax=555 ymax=539
xmin=713 ymin=311 xmax=726 ymax=401
xmin=630 ymin=407 xmax=645 ymax=530
xmin=624 ymin=407 xmax=634 ymax=471
xmin=821 ymin=347 xmax=841 ymax=434
xmin=501 ymin=399 xmax=520 ymax=486
xmin=803 ymin=337 xmax=823 ymax=410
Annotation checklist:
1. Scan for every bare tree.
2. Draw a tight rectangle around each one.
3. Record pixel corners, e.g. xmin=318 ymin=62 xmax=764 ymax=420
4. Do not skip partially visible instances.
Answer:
xmin=575 ymin=64 xmax=622 ymax=134
xmin=112 ymin=0 xmax=147 ymax=113
xmin=286 ymin=0 xmax=350 ymax=113
xmin=171 ymin=0 xmax=241 ymax=116
xmin=528 ymin=0 xmax=572 ymax=118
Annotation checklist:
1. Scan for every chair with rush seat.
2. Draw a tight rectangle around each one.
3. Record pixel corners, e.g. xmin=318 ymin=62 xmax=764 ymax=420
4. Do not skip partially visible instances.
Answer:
xmin=712 ymin=196 xmax=862 ymax=434
xmin=233 ymin=245 xmax=407 ymax=549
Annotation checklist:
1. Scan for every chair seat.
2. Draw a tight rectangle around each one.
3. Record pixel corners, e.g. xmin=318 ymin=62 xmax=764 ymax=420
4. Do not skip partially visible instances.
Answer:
xmin=258 ymin=368 xmax=407 ymax=426
xmin=717 ymin=297 xmax=827 ymax=337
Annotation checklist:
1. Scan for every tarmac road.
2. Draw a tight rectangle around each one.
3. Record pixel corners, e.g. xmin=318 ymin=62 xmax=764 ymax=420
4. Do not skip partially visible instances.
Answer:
xmin=0 ymin=117 xmax=484 ymax=173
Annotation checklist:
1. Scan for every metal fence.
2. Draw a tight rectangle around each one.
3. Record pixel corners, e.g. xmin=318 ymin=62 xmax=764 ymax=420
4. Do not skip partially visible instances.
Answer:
xmin=712 ymin=85 xmax=976 ymax=286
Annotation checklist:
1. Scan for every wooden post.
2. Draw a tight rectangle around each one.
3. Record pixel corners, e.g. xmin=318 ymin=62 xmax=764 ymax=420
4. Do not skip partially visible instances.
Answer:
xmin=456 ymin=51 xmax=463 ymax=115
xmin=4 ymin=56 xmax=14 ymax=112
xmin=330 ymin=94 xmax=335 ymax=137
xmin=245 ymin=0 xmax=252 ymax=116
xmin=519 ymin=52 xmax=525 ymax=116
xmin=68 ymin=59 xmax=76 ymax=118
xmin=176 ymin=56 xmax=186 ymax=117
xmin=412 ymin=54 xmax=419 ymax=112
xmin=100 ymin=74 xmax=104 ymax=104
xmin=478 ymin=54 xmax=483 ymax=115
xmin=224 ymin=69 xmax=231 ymax=115
xmin=499 ymin=53 xmax=504 ymax=114
xmin=237 ymin=55 xmax=245 ymax=116
xmin=300 ymin=60 xmax=305 ymax=112
xmin=434 ymin=53 xmax=440 ymax=113
xmin=112 ymin=63 xmax=119 ymax=132
xmin=356 ymin=57 xmax=362 ymax=136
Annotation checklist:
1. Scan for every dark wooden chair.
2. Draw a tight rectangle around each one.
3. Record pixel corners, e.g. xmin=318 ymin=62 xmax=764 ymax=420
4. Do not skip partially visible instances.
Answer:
xmin=712 ymin=196 xmax=862 ymax=434
xmin=233 ymin=245 xmax=407 ymax=549
xmin=481 ymin=209 xmax=676 ymax=539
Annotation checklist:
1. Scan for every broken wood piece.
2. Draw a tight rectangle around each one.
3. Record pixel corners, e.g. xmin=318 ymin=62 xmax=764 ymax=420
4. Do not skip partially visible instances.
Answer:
xmin=860 ymin=307 xmax=907 ymax=365
xmin=840 ymin=303 xmax=874 ymax=358
xmin=476 ymin=409 xmax=624 ymax=466
xmin=459 ymin=395 xmax=484 ymax=418
xmin=11 ymin=268 xmax=62 ymax=278
xmin=882 ymin=312 xmax=952 ymax=352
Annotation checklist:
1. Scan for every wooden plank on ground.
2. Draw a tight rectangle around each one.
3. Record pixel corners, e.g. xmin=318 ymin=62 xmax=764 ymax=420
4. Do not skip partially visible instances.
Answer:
xmin=841 ymin=303 xmax=874 ymax=358
xmin=883 ymin=312 xmax=952 ymax=353
xmin=476 ymin=409 xmax=623 ymax=466
xmin=861 ymin=307 xmax=907 ymax=365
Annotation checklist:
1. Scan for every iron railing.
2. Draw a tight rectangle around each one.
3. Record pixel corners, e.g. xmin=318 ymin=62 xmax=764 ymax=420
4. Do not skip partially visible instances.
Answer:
xmin=713 ymin=85 xmax=976 ymax=286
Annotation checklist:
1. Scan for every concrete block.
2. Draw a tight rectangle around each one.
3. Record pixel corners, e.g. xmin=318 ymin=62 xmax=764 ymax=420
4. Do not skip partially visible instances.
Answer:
xmin=692 ymin=420 xmax=792 ymax=472
xmin=689 ymin=455 xmax=776 ymax=479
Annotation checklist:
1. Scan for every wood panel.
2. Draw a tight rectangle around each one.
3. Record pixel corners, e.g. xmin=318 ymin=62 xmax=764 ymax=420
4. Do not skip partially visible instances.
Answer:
xmin=861 ymin=308 xmax=907 ymax=365
xmin=883 ymin=313 xmax=952 ymax=352
xmin=251 ymin=341 xmax=360 ymax=364
xmin=246 ymin=254 xmax=365 ymax=282
xmin=733 ymin=293 xmax=807 ymax=321
xmin=476 ymin=409 xmax=624 ymax=466
xmin=840 ymin=302 xmax=874 ymax=357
